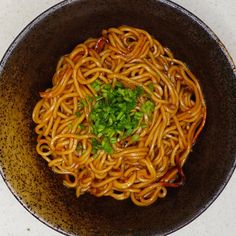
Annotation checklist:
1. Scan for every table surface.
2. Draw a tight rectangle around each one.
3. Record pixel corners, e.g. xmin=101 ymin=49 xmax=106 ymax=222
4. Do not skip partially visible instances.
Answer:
xmin=0 ymin=0 xmax=235 ymax=235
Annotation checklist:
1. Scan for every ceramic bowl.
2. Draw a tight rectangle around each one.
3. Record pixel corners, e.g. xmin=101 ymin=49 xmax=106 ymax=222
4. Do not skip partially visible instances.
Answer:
xmin=0 ymin=0 xmax=236 ymax=235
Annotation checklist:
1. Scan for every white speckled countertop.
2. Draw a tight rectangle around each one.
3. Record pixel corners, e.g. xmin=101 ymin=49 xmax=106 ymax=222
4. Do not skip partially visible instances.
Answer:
xmin=0 ymin=0 xmax=235 ymax=235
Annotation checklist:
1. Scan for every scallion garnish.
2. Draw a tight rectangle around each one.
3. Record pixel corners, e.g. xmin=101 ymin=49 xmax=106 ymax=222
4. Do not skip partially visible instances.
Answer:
xmin=75 ymin=82 xmax=155 ymax=154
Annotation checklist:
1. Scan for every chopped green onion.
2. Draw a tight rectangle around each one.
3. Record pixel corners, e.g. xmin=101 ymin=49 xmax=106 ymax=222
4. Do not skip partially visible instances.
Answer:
xmin=141 ymin=100 xmax=155 ymax=116
xmin=75 ymin=111 xmax=81 ymax=117
xmin=131 ymin=134 xmax=140 ymax=142
xmin=141 ymin=123 xmax=148 ymax=128
xmin=93 ymin=153 xmax=98 ymax=159
xmin=148 ymin=83 xmax=154 ymax=92
xmin=134 ymin=112 xmax=143 ymax=120
xmin=89 ymin=82 xmax=154 ymax=153
xmin=78 ymin=124 xmax=85 ymax=130
xmin=78 ymin=98 xmax=88 ymax=109
xmin=91 ymin=80 xmax=102 ymax=91
xmin=101 ymin=138 xmax=113 ymax=154
xmin=110 ymin=137 xmax=117 ymax=144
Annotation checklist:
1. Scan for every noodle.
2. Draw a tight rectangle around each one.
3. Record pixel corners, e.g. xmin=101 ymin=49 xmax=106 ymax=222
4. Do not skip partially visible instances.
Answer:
xmin=32 ymin=26 xmax=206 ymax=206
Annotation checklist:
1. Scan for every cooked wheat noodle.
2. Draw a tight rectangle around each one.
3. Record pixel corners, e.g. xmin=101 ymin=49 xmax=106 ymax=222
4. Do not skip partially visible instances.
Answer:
xmin=32 ymin=26 xmax=206 ymax=206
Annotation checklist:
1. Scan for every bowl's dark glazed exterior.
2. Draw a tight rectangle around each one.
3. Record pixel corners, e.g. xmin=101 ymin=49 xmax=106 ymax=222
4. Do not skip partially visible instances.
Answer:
xmin=0 ymin=0 xmax=236 ymax=235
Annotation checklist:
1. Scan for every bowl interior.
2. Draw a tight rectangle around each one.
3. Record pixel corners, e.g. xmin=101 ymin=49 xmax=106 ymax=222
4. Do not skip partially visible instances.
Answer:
xmin=0 ymin=0 xmax=236 ymax=235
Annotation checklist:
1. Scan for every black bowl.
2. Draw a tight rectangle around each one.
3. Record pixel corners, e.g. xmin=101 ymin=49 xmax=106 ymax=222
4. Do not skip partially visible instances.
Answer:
xmin=0 ymin=0 xmax=236 ymax=235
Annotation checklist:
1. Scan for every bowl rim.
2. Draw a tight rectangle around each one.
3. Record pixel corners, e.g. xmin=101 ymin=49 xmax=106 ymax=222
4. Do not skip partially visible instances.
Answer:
xmin=0 ymin=0 xmax=236 ymax=235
